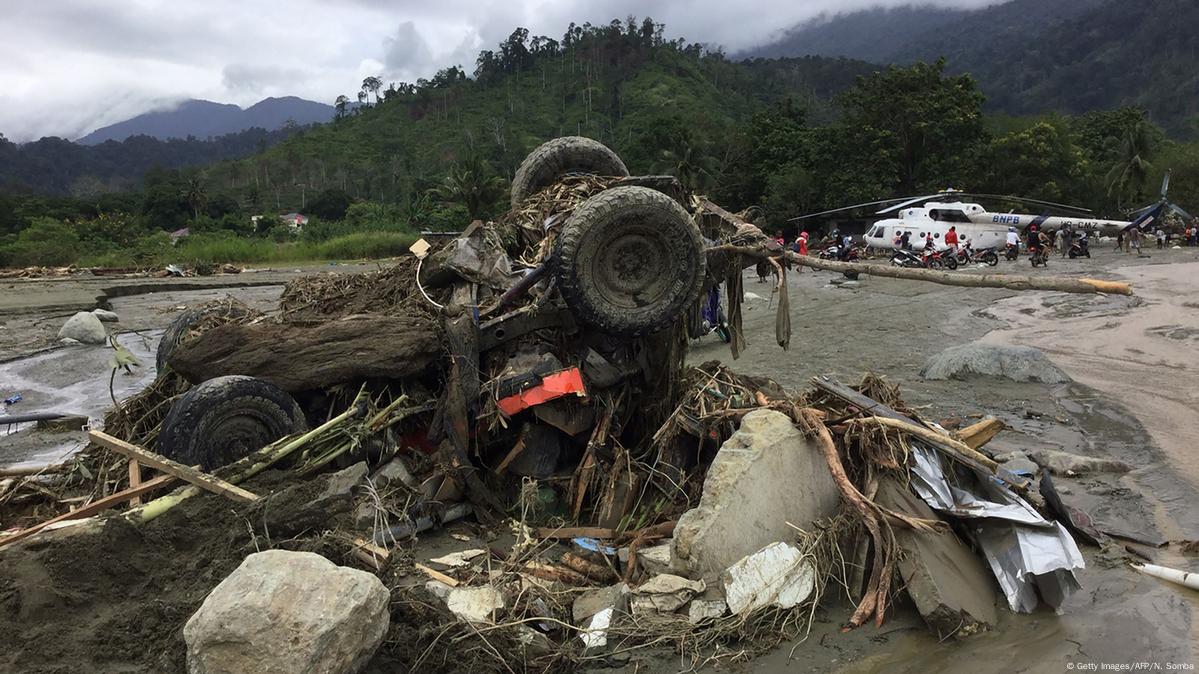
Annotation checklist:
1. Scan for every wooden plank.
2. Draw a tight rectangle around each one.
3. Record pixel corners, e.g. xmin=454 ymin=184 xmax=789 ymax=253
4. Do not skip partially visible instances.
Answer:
xmin=0 ymin=474 xmax=177 ymax=549
xmin=127 ymin=459 xmax=143 ymax=507
xmin=414 ymin=563 xmax=459 ymax=587
xmin=89 ymin=431 xmax=259 ymax=503
xmin=535 ymin=526 xmax=618 ymax=540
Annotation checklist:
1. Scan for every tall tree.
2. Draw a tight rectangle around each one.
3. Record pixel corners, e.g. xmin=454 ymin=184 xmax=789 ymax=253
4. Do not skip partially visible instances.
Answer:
xmin=837 ymin=59 xmax=986 ymax=193
xmin=1105 ymin=120 xmax=1157 ymax=208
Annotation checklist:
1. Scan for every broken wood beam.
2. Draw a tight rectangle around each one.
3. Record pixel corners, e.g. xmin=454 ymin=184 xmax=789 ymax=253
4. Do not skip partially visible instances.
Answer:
xmin=0 ymin=474 xmax=177 ymax=549
xmin=535 ymin=526 xmax=618 ymax=540
xmin=955 ymin=417 xmax=1006 ymax=450
xmin=707 ymin=245 xmax=1132 ymax=296
xmin=415 ymin=563 xmax=459 ymax=587
xmin=127 ymin=459 xmax=143 ymax=507
xmin=89 ymin=431 xmax=259 ymax=503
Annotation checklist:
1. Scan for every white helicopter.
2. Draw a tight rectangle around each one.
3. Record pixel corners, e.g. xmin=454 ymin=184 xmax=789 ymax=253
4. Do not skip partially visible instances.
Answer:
xmin=792 ymin=177 xmax=1188 ymax=252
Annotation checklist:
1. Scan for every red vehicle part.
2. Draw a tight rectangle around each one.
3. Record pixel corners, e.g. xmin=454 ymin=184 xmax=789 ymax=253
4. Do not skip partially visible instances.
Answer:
xmin=497 ymin=368 xmax=587 ymax=416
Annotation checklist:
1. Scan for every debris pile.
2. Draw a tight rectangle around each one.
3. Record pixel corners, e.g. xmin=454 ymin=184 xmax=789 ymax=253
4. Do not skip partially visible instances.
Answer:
xmin=0 ymin=135 xmax=1127 ymax=673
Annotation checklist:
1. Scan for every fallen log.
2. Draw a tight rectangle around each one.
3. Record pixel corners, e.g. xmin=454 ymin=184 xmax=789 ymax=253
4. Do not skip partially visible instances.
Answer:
xmin=706 ymin=245 xmax=1132 ymax=296
xmin=168 ymin=314 xmax=443 ymax=392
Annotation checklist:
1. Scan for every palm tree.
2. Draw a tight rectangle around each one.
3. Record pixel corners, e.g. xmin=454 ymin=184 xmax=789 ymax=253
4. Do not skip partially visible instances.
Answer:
xmin=428 ymin=156 xmax=506 ymax=220
xmin=182 ymin=175 xmax=208 ymax=221
xmin=1105 ymin=121 xmax=1155 ymax=209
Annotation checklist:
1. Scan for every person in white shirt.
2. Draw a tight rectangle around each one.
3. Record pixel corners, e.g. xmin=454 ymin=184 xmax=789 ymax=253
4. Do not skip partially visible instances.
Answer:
xmin=1006 ymin=227 xmax=1019 ymax=247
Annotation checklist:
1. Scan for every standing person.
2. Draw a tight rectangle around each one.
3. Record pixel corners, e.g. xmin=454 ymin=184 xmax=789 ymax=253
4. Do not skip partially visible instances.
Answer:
xmin=1060 ymin=225 xmax=1073 ymax=257
xmin=945 ymin=226 xmax=959 ymax=257
xmin=1131 ymin=227 xmax=1142 ymax=255
xmin=1191 ymin=223 xmax=1199 ymax=247
xmin=1116 ymin=230 xmax=1125 ymax=252
xmin=1026 ymin=223 xmax=1041 ymax=254
xmin=900 ymin=230 xmax=912 ymax=250
xmin=775 ymin=233 xmax=785 ymax=248
xmin=1156 ymin=228 xmax=1166 ymax=249
xmin=798 ymin=231 xmax=809 ymax=255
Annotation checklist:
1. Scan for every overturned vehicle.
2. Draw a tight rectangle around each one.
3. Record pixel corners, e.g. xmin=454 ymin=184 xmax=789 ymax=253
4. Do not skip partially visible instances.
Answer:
xmin=142 ymin=136 xmax=760 ymax=527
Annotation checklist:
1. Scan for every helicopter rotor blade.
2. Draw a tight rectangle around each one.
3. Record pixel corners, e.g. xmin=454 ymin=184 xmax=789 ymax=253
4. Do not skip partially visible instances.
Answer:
xmin=1168 ymin=203 xmax=1192 ymax=221
xmin=788 ymin=197 xmax=920 ymax=221
xmin=953 ymin=194 xmax=1094 ymax=214
xmin=1162 ymin=171 xmax=1171 ymax=198
xmin=1129 ymin=203 xmax=1158 ymax=219
xmin=874 ymin=193 xmax=945 ymax=215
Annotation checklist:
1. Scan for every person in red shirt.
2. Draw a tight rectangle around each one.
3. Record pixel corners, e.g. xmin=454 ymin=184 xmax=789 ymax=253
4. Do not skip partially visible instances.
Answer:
xmin=797 ymin=231 xmax=809 ymax=255
xmin=945 ymin=226 xmax=959 ymax=255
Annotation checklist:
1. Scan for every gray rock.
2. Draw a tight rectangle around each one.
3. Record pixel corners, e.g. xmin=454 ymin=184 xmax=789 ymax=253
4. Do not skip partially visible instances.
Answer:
xmin=184 ymin=550 xmax=389 ymax=674
xmin=921 ymin=343 xmax=1070 ymax=384
xmin=572 ymin=583 xmax=626 ymax=623
xmin=369 ymin=456 xmax=418 ymax=491
xmin=1030 ymin=449 xmax=1130 ymax=476
xmin=636 ymin=543 xmax=673 ymax=576
xmin=673 ymin=409 xmax=841 ymax=576
xmin=992 ymin=450 xmax=1029 ymax=463
xmin=91 ymin=308 xmax=120 ymax=322
xmin=57 ymin=311 xmax=107 ymax=345
xmin=1000 ymin=457 xmax=1040 ymax=477
xmin=254 ymin=462 xmax=367 ymax=537
xmin=876 ymin=478 xmax=997 ymax=637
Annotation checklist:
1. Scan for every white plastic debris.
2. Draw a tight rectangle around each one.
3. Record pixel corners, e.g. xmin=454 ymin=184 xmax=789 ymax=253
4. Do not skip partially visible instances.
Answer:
xmin=630 ymin=574 xmax=705 ymax=614
xmin=445 ymin=586 xmax=505 ymax=623
xmin=687 ymin=598 xmax=728 ymax=624
xmin=429 ymin=549 xmax=486 ymax=567
xmin=579 ymin=607 xmax=612 ymax=649
xmin=1130 ymin=563 xmax=1199 ymax=591
xmin=721 ymin=542 xmax=815 ymax=616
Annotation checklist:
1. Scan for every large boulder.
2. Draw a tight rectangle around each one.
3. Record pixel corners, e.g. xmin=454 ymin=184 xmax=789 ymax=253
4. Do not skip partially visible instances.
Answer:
xmin=57 ymin=311 xmax=107 ymax=345
xmin=1030 ymin=449 xmax=1131 ymax=476
xmin=184 ymin=550 xmax=389 ymax=674
xmin=672 ymin=409 xmax=841 ymax=577
xmin=921 ymin=343 xmax=1069 ymax=384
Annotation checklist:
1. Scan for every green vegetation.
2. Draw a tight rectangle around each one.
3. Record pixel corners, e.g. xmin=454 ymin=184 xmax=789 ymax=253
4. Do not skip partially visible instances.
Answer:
xmin=1 ymin=15 xmax=1197 ymax=268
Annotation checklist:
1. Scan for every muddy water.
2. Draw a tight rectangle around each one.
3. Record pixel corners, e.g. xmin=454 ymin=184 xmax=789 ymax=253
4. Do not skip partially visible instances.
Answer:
xmin=0 ymin=286 xmax=284 ymax=469
xmin=688 ymin=247 xmax=1199 ymax=672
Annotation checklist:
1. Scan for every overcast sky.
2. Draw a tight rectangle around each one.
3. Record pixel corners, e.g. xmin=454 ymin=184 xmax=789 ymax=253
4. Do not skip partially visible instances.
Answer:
xmin=0 ymin=0 xmax=999 ymax=143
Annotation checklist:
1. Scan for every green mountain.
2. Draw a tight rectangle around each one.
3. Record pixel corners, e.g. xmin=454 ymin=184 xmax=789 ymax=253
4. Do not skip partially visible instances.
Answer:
xmin=203 ymin=23 xmax=874 ymax=214
xmin=744 ymin=0 xmax=1198 ymax=137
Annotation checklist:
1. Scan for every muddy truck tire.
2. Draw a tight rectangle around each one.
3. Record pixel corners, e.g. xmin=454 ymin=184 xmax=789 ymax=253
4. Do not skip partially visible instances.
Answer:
xmin=511 ymin=136 xmax=629 ymax=209
xmin=156 ymin=304 xmax=254 ymax=373
xmin=554 ymin=185 xmax=705 ymax=337
xmin=159 ymin=375 xmax=307 ymax=470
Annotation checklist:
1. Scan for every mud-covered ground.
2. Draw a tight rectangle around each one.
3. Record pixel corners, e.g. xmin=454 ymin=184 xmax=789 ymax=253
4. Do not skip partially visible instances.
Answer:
xmin=688 ymin=244 xmax=1199 ymax=672
xmin=2 ymin=245 xmax=1197 ymax=672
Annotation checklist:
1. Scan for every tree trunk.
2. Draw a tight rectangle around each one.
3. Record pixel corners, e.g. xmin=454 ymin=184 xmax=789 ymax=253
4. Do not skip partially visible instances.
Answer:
xmin=707 ymin=246 xmax=1132 ymax=296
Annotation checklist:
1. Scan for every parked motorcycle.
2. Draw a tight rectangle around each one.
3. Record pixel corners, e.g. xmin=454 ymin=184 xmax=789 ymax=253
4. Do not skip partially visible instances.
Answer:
xmin=890 ymin=249 xmax=924 ymax=268
xmin=1029 ymin=247 xmax=1049 ymax=267
xmin=1067 ymin=237 xmax=1091 ymax=259
xmin=922 ymin=249 xmax=957 ymax=270
xmin=970 ymin=247 xmax=1000 ymax=266
xmin=1004 ymin=243 xmax=1019 ymax=261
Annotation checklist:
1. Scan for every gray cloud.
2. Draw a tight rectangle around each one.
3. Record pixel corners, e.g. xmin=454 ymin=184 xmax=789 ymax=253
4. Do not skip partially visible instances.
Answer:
xmin=0 ymin=0 xmax=999 ymax=142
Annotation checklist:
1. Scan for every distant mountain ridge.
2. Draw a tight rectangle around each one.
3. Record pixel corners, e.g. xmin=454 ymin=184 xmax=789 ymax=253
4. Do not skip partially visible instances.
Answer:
xmin=740 ymin=0 xmax=1198 ymax=137
xmin=77 ymin=96 xmax=335 ymax=145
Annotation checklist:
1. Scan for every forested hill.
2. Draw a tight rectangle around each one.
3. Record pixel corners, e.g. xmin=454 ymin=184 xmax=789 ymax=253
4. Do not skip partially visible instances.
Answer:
xmin=744 ymin=0 xmax=1198 ymax=137
xmin=199 ymin=23 xmax=875 ymax=211
xmin=0 ymin=126 xmax=301 ymax=195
